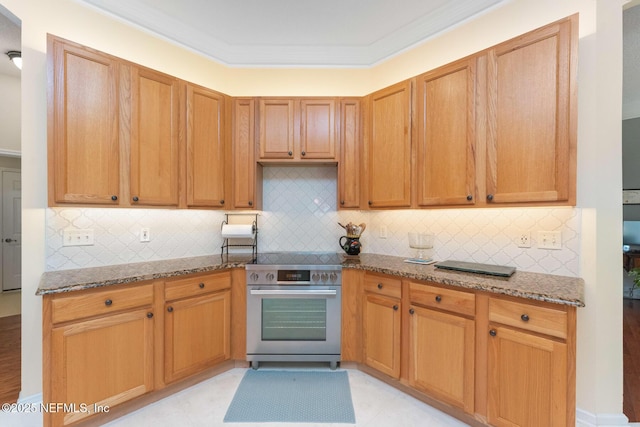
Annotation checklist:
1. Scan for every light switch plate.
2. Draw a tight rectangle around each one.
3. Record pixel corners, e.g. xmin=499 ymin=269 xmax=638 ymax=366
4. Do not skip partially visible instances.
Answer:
xmin=538 ymin=230 xmax=562 ymax=250
xmin=63 ymin=229 xmax=94 ymax=246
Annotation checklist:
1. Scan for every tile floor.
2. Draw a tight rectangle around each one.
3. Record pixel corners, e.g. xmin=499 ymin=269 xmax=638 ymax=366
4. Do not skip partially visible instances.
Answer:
xmin=0 ymin=367 xmax=472 ymax=427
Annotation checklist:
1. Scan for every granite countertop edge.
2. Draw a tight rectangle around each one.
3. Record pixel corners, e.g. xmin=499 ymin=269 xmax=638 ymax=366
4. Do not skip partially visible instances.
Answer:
xmin=37 ymin=253 xmax=585 ymax=307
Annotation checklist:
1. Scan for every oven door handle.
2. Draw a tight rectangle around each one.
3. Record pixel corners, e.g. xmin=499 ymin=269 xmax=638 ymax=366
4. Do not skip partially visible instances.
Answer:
xmin=249 ymin=289 xmax=337 ymax=296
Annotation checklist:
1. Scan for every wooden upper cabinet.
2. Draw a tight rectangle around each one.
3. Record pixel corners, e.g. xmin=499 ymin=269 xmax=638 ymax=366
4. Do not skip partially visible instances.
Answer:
xmin=48 ymin=35 xmax=121 ymax=205
xmin=258 ymin=99 xmax=296 ymax=159
xmin=367 ymin=81 xmax=412 ymax=208
xmin=299 ymin=98 xmax=336 ymax=159
xmin=338 ymin=98 xmax=362 ymax=209
xmin=129 ymin=66 xmax=180 ymax=206
xmin=485 ymin=15 xmax=577 ymax=205
xmin=416 ymin=58 xmax=477 ymax=207
xmin=232 ymin=98 xmax=261 ymax=209
xmin=185 ymin=84 xmax=226 ymax=208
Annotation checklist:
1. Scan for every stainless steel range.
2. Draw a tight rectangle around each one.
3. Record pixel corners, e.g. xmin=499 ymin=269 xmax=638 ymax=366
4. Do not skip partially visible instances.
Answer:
xmin=245 ymin=252 xmax=343 ymax=370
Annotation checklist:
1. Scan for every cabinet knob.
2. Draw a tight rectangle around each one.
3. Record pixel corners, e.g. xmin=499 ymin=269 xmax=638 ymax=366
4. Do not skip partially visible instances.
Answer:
xmin=248 ymin=201 xmax=253 ymax=206
xmin=466 ymin=195 xmax=473 ymax=201
xmin=104 ymin=299 xmax=112 ymax=306
xmin=377 ymin=283 xmax=383 ymax=289
xmin=435 ymin=295 xmax=442 ymax=303
xmin=368 ymin=201 xmax=372 ymax=206
xmin=199 ymin=283 xmax=205 ymax=289
xmin=301 ymin=151 xmax=306 ymax=156
xmin=288 ymin=151 xmax=293 ymax=156
xmin=167 ymin=306 xmax=173 ymax=313
xmin=393 ymin=305 xmax=398 ymax=311
xmin=132 ymin=196 xmax=139 ymax=202
xmin=146 ymin=312 xmax=154 ymax=319
xmin=220 ymin=200 xmax=225 ymax=205
xmin=409 ymin=308 xmax=415 ymax=315
xmin=340 ymin=200 xmax=345 ymax=205
xmin=111 ymin=195 xmax=118 ymax=201
xmin=521 ymin=314 xmax=530 ymax=322
xmin=486 ymin=194 xmax=494 ymax=202
xmin=489 ymin=329 xmax=497 ymax=337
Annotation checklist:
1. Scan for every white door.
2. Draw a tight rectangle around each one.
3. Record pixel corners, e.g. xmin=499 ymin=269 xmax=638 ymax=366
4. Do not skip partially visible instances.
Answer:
xmin=2 ymin=170 xmax=21 ymax=291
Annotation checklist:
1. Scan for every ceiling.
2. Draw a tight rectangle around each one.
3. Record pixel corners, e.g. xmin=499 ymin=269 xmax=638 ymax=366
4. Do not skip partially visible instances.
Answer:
xmin=78 ymin=0 xmax=506 ymax=67
xmin=0 ymin=4 xmax=20 ymax=78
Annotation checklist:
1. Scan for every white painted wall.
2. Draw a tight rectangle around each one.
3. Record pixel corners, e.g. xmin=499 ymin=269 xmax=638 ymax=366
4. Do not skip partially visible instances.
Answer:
xmin=0 ymin=74 xmax=20 ymax=154
xmin=0 ymin=0 xmax=624 ymax=423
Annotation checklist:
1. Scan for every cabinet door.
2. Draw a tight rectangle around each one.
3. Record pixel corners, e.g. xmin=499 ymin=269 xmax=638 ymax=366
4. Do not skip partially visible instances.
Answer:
xmin=338 ymin=99 xmax=361 ymax=209
xmin=417 ymin=58 xmax=476 ymax=206
xmin=299 ymin=99 xmax=336 ymax=160
xmin=258 ymin=99 xmax=296 ymax=159
xmin=185 ymin=84 xmax=226 ymax=208
xmin=409 ymin=305 xmax=474 ymax=413
xmin=232 ymin=98 xmax=259 ymax=209
xmin=48 ymin=36 xmax=120 ymax=205
xmin=129 ymin=66 xmax=180 ymax=206
xmin=363 ymin=293 xmax=401 ymax=378
xmin=164 ymin=290 xmax=231 ymax=383
xmin=50 ymin=308 xmax=154 ymax=426
xmin=367 ymin=80 xmax=412 ymax=208
xmin=486 ymin=17 xmax=576 ymax=205
xmin=487 ymin=325 xmax=567 ymax=427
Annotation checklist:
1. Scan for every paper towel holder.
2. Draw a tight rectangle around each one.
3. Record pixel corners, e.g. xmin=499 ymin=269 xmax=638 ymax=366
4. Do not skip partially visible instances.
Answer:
xmin=221 ymin=213 xmax=258 ymax=261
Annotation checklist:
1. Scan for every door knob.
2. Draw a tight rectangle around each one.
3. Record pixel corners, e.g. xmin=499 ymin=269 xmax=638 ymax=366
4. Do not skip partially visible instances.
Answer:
xmin=4 ymin=238 xmax=14 ymax=243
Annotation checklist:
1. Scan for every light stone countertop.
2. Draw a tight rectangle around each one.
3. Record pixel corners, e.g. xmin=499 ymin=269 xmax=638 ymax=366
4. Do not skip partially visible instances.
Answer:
xmin=37 ymin=253 xmax=585 ymax=307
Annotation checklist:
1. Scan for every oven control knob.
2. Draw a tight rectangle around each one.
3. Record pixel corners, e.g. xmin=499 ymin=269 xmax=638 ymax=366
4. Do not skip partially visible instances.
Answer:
xmin=250 ymin=273 xmax=259 ymax=282
xmin=266 ymin=273 xmax=275 ymax=282
xmin=312 ymin=273 xmax=320 ymax=282
xmin=320 ymin=273 xmax=328 ymax=282
xmin=329 ymin=273 xmax=338 ymax=282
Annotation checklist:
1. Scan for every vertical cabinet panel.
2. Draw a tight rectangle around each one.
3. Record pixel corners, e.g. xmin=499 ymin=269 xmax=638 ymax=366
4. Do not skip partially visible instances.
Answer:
xmin=486 ymin=18 xmax=576 ymax=204
xmin=299 ymin=99 xmax=336 ymax=159
xmin=232 ymin=98 xmax=260 ymax=209
xmin=185 ymin=84 xmax=226 ymax=208
xmin=338 ymin=99 xmax=361 ymax=209
xmin=130 ymin=67 xmax=180 ymax=206
xmin=363 ymin=293 xmax=401 ymax=378
xmin=49 ymin=37 xmax=120 ymax=205
xmin=417 ymin=58 xmax=476 ymax=206
xmin=367 ymin=81 xmax=412 ymax=208
xmin=258 ymin=99 xmax=296 ymax=159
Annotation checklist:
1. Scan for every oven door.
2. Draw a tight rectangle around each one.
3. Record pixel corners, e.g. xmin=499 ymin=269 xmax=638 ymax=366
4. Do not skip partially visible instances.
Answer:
xmin=246 ymin=285 xmax=341 ymax=356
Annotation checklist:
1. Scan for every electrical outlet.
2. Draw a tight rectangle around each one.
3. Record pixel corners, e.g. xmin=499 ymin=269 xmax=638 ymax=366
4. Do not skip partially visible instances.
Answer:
xmin=379 ymin=225 xmax=388 ymax=239
xmin=537 ymin=230 xmax=562 ymax=250
xmin=140 ymin=228 xmax=150 ymax=242
xmin=63 ymin=229 xmax=94 ymax=246
xmin=517 ymin=231 xmax=531 ymax=248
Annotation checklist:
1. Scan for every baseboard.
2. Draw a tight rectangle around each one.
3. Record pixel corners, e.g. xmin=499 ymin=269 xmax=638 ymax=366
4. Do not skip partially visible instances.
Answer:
xmin=576 ymin=408 xmax=630 ymax=426
xmin=17 ymin=392 xmax=42 ymax=405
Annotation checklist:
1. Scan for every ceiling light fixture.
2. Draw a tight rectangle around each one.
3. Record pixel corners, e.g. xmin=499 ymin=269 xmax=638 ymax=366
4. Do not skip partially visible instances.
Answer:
xmin=6 ymin=51 xmax=21 ymax=70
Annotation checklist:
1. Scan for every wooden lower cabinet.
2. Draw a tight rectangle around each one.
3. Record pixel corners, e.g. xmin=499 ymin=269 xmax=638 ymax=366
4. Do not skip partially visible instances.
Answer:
xmin=362 ymin=292 xmax=401 ymax=378
xmin=408 ymin=305 xmax=475 ymax=413
xmin=49 ymin=307 xmax=155 ymax=426
xmin=164 ymin=289 xmax=231 ymax=383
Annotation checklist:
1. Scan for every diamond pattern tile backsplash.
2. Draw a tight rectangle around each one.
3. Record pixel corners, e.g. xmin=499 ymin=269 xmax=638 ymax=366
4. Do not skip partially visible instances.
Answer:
xmin=46 ymin=166 xmax=581 ymax=276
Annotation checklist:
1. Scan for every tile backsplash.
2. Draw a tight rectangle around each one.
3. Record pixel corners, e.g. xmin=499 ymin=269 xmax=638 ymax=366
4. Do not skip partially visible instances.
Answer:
xmin=46 ymin=166 xmax=581 ymax=276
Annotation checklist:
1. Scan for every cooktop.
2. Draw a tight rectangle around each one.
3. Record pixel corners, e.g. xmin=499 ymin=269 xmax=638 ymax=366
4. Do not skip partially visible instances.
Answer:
xmin=247 ymin=252 xmax=344 ymax=268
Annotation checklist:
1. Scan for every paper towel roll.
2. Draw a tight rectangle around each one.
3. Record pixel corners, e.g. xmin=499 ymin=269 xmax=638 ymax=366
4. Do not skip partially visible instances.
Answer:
xmin=221 ymin=224 xmax=255 ymax=239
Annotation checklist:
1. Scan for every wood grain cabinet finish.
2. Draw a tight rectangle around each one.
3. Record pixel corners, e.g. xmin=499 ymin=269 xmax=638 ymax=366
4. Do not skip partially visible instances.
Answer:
xmin=338 ymin=98 xmax=362 ymax=209
xmin=485 ymin=16 xmax=577 ymax=205
xmin=487 ymin=296 xmax=575 ymax=427
xmin=44 ymin=284 xmax=155 ymax=427
xmin=48 ymin=36 xmax=121 ymax=205
xmin=258 ymin=98 xmax=296 ymax=160
xmin=128 ymin=65 xmax=180 ymax=206
xmin=416 ymin=57 xmax=477 ymax=207
xmin=232 ymin=98 xmax=261 ymax=209
xmin=184 ymin=83 xmax=227 ymax=208
xmin=366 ymin=80 xmax=412 ymax=208
xmin=299 ymin=98 xmax=336 ymax=159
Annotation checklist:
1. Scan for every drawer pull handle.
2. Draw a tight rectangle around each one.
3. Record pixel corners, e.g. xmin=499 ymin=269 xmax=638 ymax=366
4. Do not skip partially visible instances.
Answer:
xmin=199 ymin=283 xmax=205 ymax=289
xmin=435 ymin=295 xmax=442 ymax=303
xmin=489 ymin=329 xmax=497 ymax=337
xmin=409 ymin=308 xmax=415 ymax=315
xmin=377 ymin=283 xmax=383 ymax=289
xmin=132 ymin=196 xmax=139 ymax=202
xmin=393 ymin=305 xmax=398 ymax=311
xmin=146 ymin=312 xmax=153 ymax=319
xmin=104 ymin=299 xmax=113 ymax=306
xmin=111 ymin=195 xmax=118 ymax=201
xmin=167 ymin=306 xmax=173 ymax=313
xmin=521 ymin=314 xmax=530 ymax=322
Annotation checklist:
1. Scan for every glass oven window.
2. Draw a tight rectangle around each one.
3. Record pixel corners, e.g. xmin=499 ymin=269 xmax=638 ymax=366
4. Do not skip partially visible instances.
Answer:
xmin=262 ymin=299 xmax=327 ymax=341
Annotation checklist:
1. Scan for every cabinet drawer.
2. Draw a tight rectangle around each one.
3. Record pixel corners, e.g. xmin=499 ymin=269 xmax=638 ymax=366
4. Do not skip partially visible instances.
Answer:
xmin=164 ymin=271 xmax=231 ymax=302
xmin=363 ymin=273 xmax=401 ymax=299
xmin=409 ymin=282 xmax=475 ymax=317
xmin=489 ymin=297 xmax=567 ymax=339
xmin=51 ymin=283 xmax=154 ymax=324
